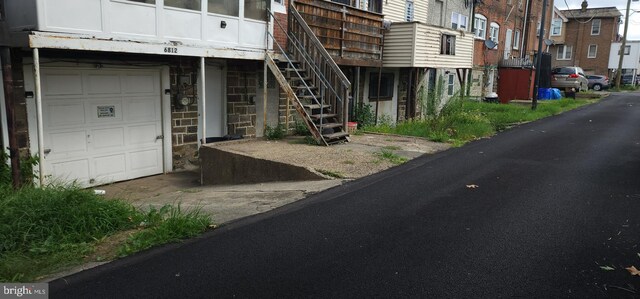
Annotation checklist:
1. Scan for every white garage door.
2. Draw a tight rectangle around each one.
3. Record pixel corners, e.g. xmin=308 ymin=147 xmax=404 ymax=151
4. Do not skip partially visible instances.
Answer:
xmin=41 ymin=68 xmax=163 ymax=187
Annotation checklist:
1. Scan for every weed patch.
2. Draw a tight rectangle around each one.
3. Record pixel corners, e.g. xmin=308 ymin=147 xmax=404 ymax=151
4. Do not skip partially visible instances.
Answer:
xmin=315 ymin=169 xmax=345 ymax=179
xmin=365 ymin=98 xmax=596 ymax=145
xmin=0 ymin=186 xmax=211 ymax=282
xmin=375 ymin=150 xmax=408 ymax=165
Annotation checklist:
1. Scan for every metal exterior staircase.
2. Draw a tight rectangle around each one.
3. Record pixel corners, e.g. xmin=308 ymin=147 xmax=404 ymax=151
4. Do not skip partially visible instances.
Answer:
xmin=267 ymin=4 xmax=351 ymax=145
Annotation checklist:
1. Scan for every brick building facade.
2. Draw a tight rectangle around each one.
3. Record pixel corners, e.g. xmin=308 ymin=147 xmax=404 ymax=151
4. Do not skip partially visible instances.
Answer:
xmin=550 ymin=7 xmax=622 ymax=76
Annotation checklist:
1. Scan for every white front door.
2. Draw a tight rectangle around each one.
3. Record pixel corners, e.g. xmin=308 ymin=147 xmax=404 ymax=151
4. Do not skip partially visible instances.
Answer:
xmin=204 ymin=65 xmax=225 ymax=139
xmin=39 ymin=68 xmax=163 ymax=186
xmin=504 ymin=29 xmax=513 ymax=59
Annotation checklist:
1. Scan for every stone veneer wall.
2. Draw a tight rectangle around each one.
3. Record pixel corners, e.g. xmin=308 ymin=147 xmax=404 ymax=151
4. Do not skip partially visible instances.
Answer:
xmin=226 ymin=60 xmax=259 ymax=137
xmin=170 ymin=58 xmax=200 ymax=171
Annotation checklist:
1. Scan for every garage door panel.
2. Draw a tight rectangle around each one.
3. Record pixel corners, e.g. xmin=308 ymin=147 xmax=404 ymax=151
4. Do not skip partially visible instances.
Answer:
xmin=129 ymin=124 xmax=159 ymax=145
xmin=50 ymin=159 xmax=90 ymax=185
xmin=42 ymin=68 xmax=163 ymax=187
xmin=47 ymin=101 xmax=86 ymax=127
xmin=93 ymin=154 xmax=127 ymax=177
xmin=124 ymin=97 xmax=158 ymax=122
xmin=123 ymin=74 xmax=158 ymax=94
xmin=43 ymin=73 xmax=83 ymax=96
xmin=50 ymin=131 xmax=87 ymax=155
xmin=92 ymin=127 xmax=125 ymax=149
xmin=129 ymin=148 xmax=162 ymax=173
xmin=87 ymin=74 xmax=122 ymax=95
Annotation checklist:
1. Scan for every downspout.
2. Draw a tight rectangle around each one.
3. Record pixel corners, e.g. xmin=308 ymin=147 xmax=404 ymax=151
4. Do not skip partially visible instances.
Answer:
xmin=521 ymin=0 xmax=532 ymax=56
xmin=33 ymin=48 xmax=45 ymax=187
xmin=0 ymin=47 xmax=20 ymax=189
xmin=200 ymin=57 xmax=206 ymax=144
xmin=468 ymin=0 xmax=477 ymax=97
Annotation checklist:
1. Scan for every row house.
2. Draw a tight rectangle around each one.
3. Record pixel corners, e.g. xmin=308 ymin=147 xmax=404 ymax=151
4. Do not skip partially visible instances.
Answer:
xmin=471 ymin=0 xmax=554 ymax=99
xmin=380 ymin=0 xmax=474 ymax=119
xmin=0 ymin=0 xmax=384 ymax=186
xmin=608 ymin=41 xmax=640 ymax=84
xmin=549 ymin=6 xmax=621 ymax=76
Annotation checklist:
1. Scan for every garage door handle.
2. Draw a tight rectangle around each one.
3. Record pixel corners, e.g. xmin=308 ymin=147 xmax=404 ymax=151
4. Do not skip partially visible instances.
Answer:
xmin=44 ymin=149 xmax=51 ymax=155
xmin=156 ymin=135 xmax=164 ymax=141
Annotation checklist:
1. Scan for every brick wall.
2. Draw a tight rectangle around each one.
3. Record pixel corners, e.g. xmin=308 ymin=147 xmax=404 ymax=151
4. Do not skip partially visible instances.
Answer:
xmin=170 ymin=58 xmax=200 ymax=171
xmin=554 ymin=17 xmax=619 ymax=75
xmin=273 ymin=0 xmax=289 ymax=52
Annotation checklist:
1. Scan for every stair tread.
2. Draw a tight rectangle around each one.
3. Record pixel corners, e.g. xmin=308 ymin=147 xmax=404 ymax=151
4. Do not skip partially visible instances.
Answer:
xmin=310 ymin=113 xmax=338 ymax=120
xmin=318 ymin=122 xmax=343 ymax=129
xmin=294 ymin=86 xmax=318 ymax=89
xmin=323 ymin=131 xmax=350 ymax=139
xmin=303 ymin=104 xmax=331 ymax=109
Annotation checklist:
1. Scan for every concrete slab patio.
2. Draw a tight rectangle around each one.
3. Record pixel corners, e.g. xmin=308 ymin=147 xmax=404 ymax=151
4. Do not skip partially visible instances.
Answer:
xmin=100 ymin=133 xmax=450 ymax=225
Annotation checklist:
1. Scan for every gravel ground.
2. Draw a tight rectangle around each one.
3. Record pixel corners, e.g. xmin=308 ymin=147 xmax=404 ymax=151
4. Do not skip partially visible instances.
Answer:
xmin=213 ymin=133 xmax=451 ymax=179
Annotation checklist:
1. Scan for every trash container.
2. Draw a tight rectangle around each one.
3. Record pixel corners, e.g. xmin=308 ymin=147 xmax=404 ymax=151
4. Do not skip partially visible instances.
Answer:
xmin=484 ymin=92 xmax=499 ymax=103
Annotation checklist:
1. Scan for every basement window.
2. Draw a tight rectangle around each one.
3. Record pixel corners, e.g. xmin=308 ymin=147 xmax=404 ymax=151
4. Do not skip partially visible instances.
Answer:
xmin=245 ymin=0 xmax=267 ymax=20
xmin=125 ymin=0 xmax=155 ymax=3
xmin=441 ymin=34 xmax=456 ymax=55
xmin=208 ymin=0 xmax=239 ymax=16
xmin=369 ymin=73 xmax=394 ymax=100
xmin=165 ymin=0 xmax=201 ymax=10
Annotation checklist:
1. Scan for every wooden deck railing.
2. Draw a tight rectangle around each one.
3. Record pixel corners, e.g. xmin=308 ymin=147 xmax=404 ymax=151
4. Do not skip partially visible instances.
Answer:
xmin=292 ymin=0 xmax=384 ymax=67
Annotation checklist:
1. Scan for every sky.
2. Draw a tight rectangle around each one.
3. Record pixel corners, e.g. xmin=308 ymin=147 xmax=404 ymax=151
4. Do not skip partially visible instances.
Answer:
xmin=558 ymin=0 xmax=640 ymax=40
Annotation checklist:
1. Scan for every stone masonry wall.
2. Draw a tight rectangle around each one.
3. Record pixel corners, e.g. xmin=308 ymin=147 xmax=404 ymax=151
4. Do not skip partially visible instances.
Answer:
xmin=226 ymin=60 xmax=259 ymax=137
xmin=170 ymin=58 xmax=200 ymax=171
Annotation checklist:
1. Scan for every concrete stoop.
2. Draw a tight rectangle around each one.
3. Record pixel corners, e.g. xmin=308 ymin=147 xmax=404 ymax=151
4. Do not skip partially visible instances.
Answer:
xmin=200 ymin=144 xmax=329 ymax=185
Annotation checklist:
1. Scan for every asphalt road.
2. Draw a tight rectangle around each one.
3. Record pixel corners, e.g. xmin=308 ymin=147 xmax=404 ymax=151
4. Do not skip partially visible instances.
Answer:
xmin=51 ymin=93 xmax=640 ymax=298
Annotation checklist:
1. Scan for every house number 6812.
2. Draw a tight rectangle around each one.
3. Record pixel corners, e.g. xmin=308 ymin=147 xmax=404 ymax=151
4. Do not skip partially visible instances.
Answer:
xmin=164 ymin=47 xmax=178 ymax=53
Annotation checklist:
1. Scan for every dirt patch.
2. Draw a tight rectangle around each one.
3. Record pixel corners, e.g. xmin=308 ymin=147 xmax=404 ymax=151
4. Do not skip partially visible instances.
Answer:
xmin=212 ymin=133 xmax=450 ymax=179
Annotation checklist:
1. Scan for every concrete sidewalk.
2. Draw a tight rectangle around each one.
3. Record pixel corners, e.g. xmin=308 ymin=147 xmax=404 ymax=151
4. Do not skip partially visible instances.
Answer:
xmin=99 ymin=172 xmax=344 ymax=224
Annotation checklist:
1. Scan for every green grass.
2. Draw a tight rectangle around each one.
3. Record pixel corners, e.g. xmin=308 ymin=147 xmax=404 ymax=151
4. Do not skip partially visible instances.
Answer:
xmin=117 ymin=205 xmax=210 ymax=257
xmin=0 ymin=185 xmax=211 ymax=282
xmin=375 ymin=150 xmax=408 ymax=165
xmin=364 ymin=98 xmax=596 ymax=146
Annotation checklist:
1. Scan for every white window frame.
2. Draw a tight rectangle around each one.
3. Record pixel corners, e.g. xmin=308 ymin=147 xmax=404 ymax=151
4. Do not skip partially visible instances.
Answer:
xmin=474 ymin=14 xmax=487 ymax=39
xmin=513 ymin=30 xmax=521 ymax=50
xmin=447 ymin=73 xmax=455 ymax=96
xmin=591 ymin=19 xmax=601 ymax=35
xmin=489 ymin=22 xmax=500 ymax=47
xmin=405 ymin=0 xmax=414 ymax=21
xmin=452 ymin=12 xmax=468 ymax=30
xmin=556 ymin=45 xmax=572 ymax=60
xmin=441 ymin=34 xmax=456 ymax=55
xmin=587 ymin=44 xmax=597 ymax=58
xmin=551 ymin=19 xmax=562 ymax=36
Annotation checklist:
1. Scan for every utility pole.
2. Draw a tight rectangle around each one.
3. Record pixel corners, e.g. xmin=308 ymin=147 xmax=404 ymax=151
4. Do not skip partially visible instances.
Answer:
xmin=614 ymin=0 xmax=636 ymax=89
xmin=532 ymin=0 xmax=549 ymax=110
xmin=1 ymin=47 xmax=21 ymax=189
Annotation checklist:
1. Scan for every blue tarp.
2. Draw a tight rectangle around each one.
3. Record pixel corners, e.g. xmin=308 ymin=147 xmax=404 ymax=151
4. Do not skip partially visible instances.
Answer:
xmin=538 ymin=88 xmax=562 ymax=100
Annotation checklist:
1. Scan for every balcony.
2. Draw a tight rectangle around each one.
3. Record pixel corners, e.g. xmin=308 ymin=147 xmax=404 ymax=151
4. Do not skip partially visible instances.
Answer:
xmin=383 ymin=22 xmax=473 ymax=69
xmin=292 ymin=0 xmax=384 ymax=67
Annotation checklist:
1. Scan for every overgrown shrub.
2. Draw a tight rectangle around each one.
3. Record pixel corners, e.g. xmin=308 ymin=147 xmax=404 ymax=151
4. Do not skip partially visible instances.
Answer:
xmin=265 ymin=124 xmax=286 ymax=140
xmin=353 ymin=103 xmax=375 ymax=128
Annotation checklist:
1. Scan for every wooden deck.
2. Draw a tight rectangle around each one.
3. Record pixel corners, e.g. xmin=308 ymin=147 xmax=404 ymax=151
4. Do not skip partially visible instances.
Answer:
xmin=293 ymin=0 xmax=385 ymax=67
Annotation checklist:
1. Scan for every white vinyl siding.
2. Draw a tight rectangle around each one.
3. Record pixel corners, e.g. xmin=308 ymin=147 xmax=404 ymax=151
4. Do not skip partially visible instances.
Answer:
xmin=383 ymin=23 xmax=473 ymax=68
xmin=382 ymin=0 xmax=428 ymax=23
